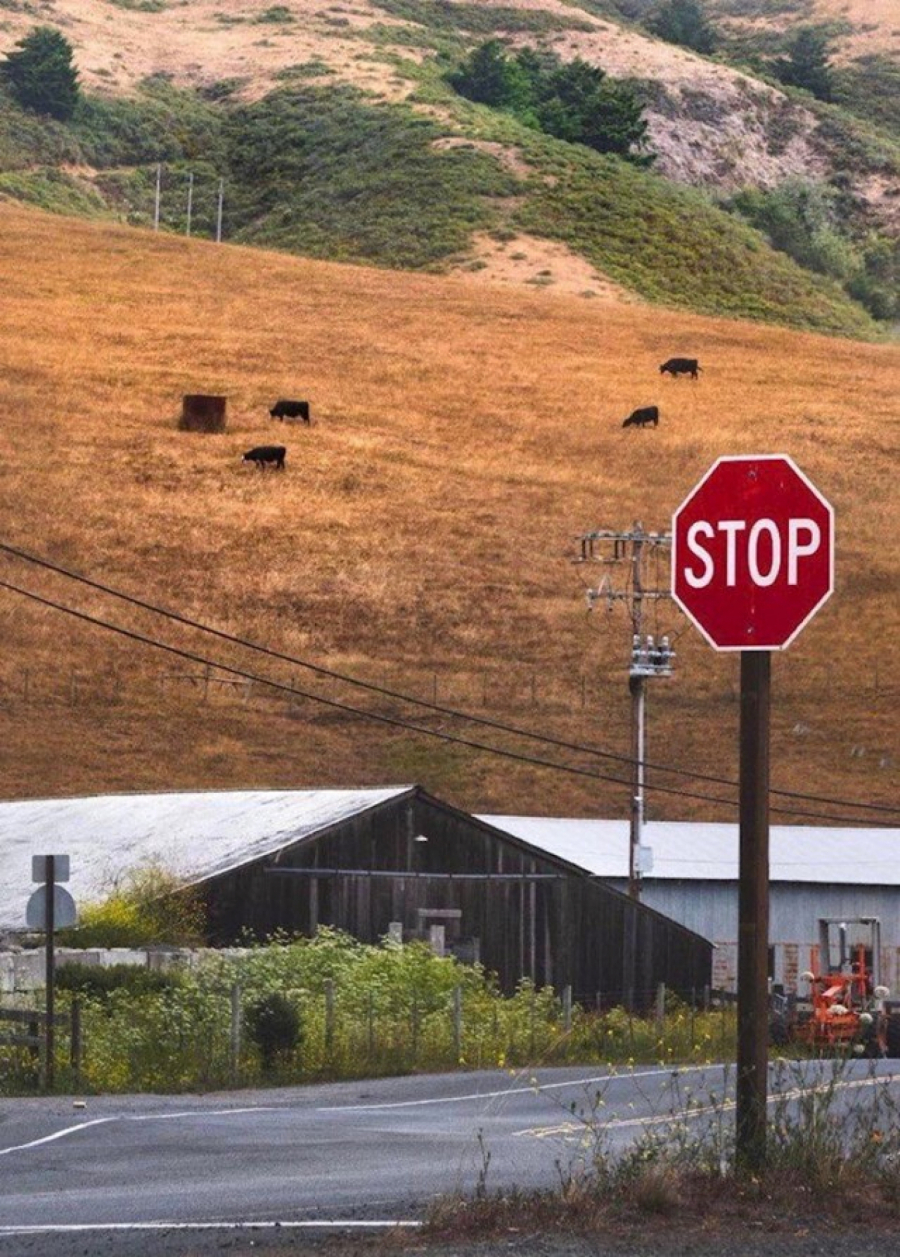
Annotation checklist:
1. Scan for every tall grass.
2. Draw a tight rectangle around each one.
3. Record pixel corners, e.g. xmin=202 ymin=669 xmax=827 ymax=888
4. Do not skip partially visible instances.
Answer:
xmin=0 ymin=931 xmax=736 ymax=1094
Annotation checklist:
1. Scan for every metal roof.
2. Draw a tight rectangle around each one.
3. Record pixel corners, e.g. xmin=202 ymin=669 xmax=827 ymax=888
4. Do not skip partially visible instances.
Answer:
xmin=477 ymin=817 xmax=900 ymax=886
xmin=0 ymin=788 xmax=412 ymax=931
xmin=2 ymin=788 xmax=897 ymax=932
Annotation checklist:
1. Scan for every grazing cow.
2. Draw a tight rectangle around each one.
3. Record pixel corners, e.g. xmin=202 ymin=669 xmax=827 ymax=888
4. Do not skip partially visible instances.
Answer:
xmin=243 ymin=445 xmax=286 ymax=470
xmin=660 ymin=357 xmax=701 ymax=379
xmin=622 ymin=405 xmax=659 ymax=429
xmin=270 ymin=399 xmax=311 ymax=424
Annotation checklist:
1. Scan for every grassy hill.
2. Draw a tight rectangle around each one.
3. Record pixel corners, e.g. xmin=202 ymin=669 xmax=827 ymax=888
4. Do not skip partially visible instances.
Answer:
xmin=0 ymin=204 xmax=896 ymax=822
xmin=0 ymin=0 xmax=898 ymax=332
xmin=0 ymin=74 xmax=885 ymax=337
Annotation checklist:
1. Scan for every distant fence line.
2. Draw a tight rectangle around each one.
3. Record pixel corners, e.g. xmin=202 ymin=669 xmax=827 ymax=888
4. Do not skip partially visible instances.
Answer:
xmin=0 ymin=662 xmax=893 ymax=765
xmin=0 ymin=659 xmax=893 ymax=714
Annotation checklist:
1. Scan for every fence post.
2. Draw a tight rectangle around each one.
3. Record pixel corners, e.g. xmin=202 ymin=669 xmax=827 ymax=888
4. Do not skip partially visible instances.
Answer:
xmin=324 ymin=979 xmax=335 ymax=1059
xmin=367 ymin=990 xmax=375 ymax=1061
xmin=230 ymin=982 xmax=241 ymax=1083
xmin=655 ymin=983 xmax=666 ymax=1037
xmin=70 ymin=998 xmax=82 ymax=1087
xmin=529 ymin=988 xmax=537 ymax=1059
xmin=452 ymin=986 xmax=462 ymax=1060
xmin=690 ymin=987 xmax=696 ymax=1051
xmin=562 ymin=985 xmax=572 ymax=1034
xmin=411 ymin=992 xmax=419 ymax=1063
xmin=703 ymin=983 xmax=711 ymax=1012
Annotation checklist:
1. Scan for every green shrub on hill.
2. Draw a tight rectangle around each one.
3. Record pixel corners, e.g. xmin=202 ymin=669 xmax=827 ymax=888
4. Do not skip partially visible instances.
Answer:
xmin=833 ymin=57 xmax=900 ymax=142
xmin=646 ymin=0 xmax=718 ymax=54
xmin=509 ymin=134 xmax=876 ymax=334
xmin=224 ymin=86 xmax=519 ymax=267
xmin=369 ymin=0 xmax=593 ymax=35
xmin=448 ymin=42 xmax=652 ymax=163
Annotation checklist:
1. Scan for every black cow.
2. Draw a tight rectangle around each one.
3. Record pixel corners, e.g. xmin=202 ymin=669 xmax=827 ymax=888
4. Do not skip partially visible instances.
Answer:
xmin=270 ymin=399 xmax=311 ymax=424
xmin=622 ymin=405 xmax=659 ymax=429
xmin=243 ymin=445 xmax=286 ymax=470
xmin=660 ymin=357 xmax=701 ymax=379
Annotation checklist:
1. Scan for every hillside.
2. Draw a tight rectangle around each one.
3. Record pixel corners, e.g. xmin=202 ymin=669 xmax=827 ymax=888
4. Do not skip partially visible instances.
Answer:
xmin=0 ymin=205 xmax=896 ymax=823
xmin=0 ymin=0 xmax=898 ymax=332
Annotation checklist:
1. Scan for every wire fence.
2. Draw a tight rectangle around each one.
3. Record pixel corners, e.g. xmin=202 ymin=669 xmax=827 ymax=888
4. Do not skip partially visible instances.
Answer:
xmin=0 ymin=660 xmax=893 ymax=767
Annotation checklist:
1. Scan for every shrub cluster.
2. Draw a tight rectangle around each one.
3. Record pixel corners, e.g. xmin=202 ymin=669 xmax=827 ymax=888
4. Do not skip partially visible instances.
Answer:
xmin=1 ymin=929 xmax=736 ymax=1095
xmin=447 ymin=41 xmax=652 ymax=163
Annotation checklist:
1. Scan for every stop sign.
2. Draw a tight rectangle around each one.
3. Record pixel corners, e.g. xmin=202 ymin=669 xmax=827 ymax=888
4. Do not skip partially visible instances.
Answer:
xmin=672 ymin=454 xmax=834 ymax=650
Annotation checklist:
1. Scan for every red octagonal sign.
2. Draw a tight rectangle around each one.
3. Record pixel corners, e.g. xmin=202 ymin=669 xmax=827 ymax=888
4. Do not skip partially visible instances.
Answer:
xmin=672 ymin=455 xmax=834 ymax=651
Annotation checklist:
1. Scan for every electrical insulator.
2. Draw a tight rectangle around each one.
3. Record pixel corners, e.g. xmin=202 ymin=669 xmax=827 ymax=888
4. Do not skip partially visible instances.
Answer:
xmin=632 ymin=634 xmax=641 ymax=665
xmin=644 ymin=635 xmax=654 ymax=665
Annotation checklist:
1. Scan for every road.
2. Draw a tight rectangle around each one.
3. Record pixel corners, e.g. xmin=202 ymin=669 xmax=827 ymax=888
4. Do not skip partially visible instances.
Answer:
xmin=1 ymin=1060 xmax=898 ymax=1249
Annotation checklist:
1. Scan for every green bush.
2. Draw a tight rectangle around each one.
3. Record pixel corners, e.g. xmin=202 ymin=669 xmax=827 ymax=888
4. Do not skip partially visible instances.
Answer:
xmin=770 ymin=26 xmax=835 ymax=101
xmin=646 ymin=0 xmax=717 ymax=55
xmin=57 ymin=863 xmax=206 ymax=948
xmin=56 ymin=963 xmax=184 ymax=999
xmin=245 ymin=991 xmax=302 ymax=1072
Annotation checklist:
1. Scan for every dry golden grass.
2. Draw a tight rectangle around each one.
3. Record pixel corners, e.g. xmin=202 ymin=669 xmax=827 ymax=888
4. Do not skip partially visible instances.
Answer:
xmin=0 ymin=203 xmax=897 ymax=820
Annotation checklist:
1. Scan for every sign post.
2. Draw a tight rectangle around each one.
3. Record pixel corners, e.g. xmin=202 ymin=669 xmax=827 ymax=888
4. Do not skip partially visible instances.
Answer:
xmin=28 ymin=855 xmax=74 ymax=1093
xmin=672 ymin=455 xmax=834 ymax=1169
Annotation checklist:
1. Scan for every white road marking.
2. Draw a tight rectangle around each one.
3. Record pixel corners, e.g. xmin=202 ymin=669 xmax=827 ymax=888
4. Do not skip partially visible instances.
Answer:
xmin=316 ymin=1064 xmax=716 ymax=1113
xmin=0 ymin=1221 xmax=422 ymax=1235
xmin=0 ymin=1118 xmax=114 ymax=1157
xmin=0 ymin=1106 xmax=278 ymax=1157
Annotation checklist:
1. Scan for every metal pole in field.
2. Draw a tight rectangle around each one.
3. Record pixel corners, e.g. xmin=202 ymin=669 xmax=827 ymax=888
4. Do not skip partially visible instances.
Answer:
xmin=45 ymin=855 xmax=56 ymax=1093
xmin=153 ymin=164 xmax=161 ymax=230
xmin=186 ymin=171 xmax=194 ymax=238
xmin=736 ymin=649 xmax=770 ymax=1171
xmin=216 ymin=178 xmax=224 ymax=243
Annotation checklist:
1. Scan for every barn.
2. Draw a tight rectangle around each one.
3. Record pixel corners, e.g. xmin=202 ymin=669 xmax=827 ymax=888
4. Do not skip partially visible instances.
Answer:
xmin=480 ymin=815 xmax=900 ymax=995
xmin=0 ymin=786 xmax=711 ymax=1008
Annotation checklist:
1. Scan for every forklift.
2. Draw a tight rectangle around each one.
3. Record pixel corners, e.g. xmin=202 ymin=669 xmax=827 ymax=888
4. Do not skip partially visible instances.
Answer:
xmin=770 ymin=918 xmax=900 ymax=1057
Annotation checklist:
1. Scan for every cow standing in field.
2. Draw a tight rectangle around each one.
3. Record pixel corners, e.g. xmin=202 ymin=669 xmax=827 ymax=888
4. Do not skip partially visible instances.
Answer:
xmin=622 ymin=405 xmax=659 ymax=429
xmin=243 ymin=445 xmax=286 ymax=470
xmin=270 ymin=399 xmax=311 ymax=424
xmin=660 ymin=358 xmax=701 ymax=379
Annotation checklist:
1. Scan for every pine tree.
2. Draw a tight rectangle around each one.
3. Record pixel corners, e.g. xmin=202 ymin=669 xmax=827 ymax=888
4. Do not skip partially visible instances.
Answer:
xmin=648 ymin=0 xmax=717 ymax=55
xmin=2 ymin=26 xmax=80 ymax=121
xmin=772 ymin=27 xmax=834 ymax=102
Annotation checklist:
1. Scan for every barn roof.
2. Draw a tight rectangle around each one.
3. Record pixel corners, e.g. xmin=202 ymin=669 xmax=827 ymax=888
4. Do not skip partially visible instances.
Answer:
xmin=477 ymin=816 xmax=900 ymax=886
xmin=0 ymin=788 xmax=413 ymax=931
xmin=2 ymin=789 xmax=896 ymax=933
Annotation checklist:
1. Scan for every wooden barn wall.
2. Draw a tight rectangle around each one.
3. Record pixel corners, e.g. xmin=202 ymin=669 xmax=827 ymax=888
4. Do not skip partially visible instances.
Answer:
xmin=202 ymin=795 xmax=711 ymax=1007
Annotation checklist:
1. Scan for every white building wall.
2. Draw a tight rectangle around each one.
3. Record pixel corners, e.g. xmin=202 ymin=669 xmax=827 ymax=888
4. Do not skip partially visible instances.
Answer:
xmin=609 ymin=880 xmax=900 ymax=995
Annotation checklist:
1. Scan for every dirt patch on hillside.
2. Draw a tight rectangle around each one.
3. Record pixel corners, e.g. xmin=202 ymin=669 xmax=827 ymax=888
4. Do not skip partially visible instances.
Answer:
xmin=0 ymin=0 xmax=420 ymax=101
xmin=446 ymin=231 xmax=635 ymax=301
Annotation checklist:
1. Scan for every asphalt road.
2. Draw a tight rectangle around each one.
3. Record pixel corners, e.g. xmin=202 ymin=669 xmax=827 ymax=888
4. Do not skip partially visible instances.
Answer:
xmin=1 ymin=1060 xmax=899 ymax=1247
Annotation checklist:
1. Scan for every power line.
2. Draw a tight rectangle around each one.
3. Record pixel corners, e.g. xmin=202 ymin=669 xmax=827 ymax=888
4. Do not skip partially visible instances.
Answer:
xmin=1 ymin=539 xmax=897 ymax=820
xmin=1 ymin=575 xmax=896 ymax=829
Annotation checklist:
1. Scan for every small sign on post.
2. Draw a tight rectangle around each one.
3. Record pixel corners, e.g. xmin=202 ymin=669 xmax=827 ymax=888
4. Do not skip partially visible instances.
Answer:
xmin=672 ymin=455 xmax=835 ymax=1170
xmin=28 ymin=854 xmax=76 ymax=1093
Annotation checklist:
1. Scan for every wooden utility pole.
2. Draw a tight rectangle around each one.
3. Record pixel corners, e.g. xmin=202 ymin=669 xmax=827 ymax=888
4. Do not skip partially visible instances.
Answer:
xmin=736 ymin=650 xmax=771 ymax=1170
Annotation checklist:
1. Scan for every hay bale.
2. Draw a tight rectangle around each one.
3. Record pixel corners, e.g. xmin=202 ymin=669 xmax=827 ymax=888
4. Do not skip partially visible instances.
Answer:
xmin=179 ymin=394 xmax=227 ymax=433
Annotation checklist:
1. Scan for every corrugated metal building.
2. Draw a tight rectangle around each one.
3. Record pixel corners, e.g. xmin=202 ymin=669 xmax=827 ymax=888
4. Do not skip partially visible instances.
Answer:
xmin=479 ymin=816 xmax=900 ymax=994
xmin=0 ymin=787 xmax=711 ymax=1007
